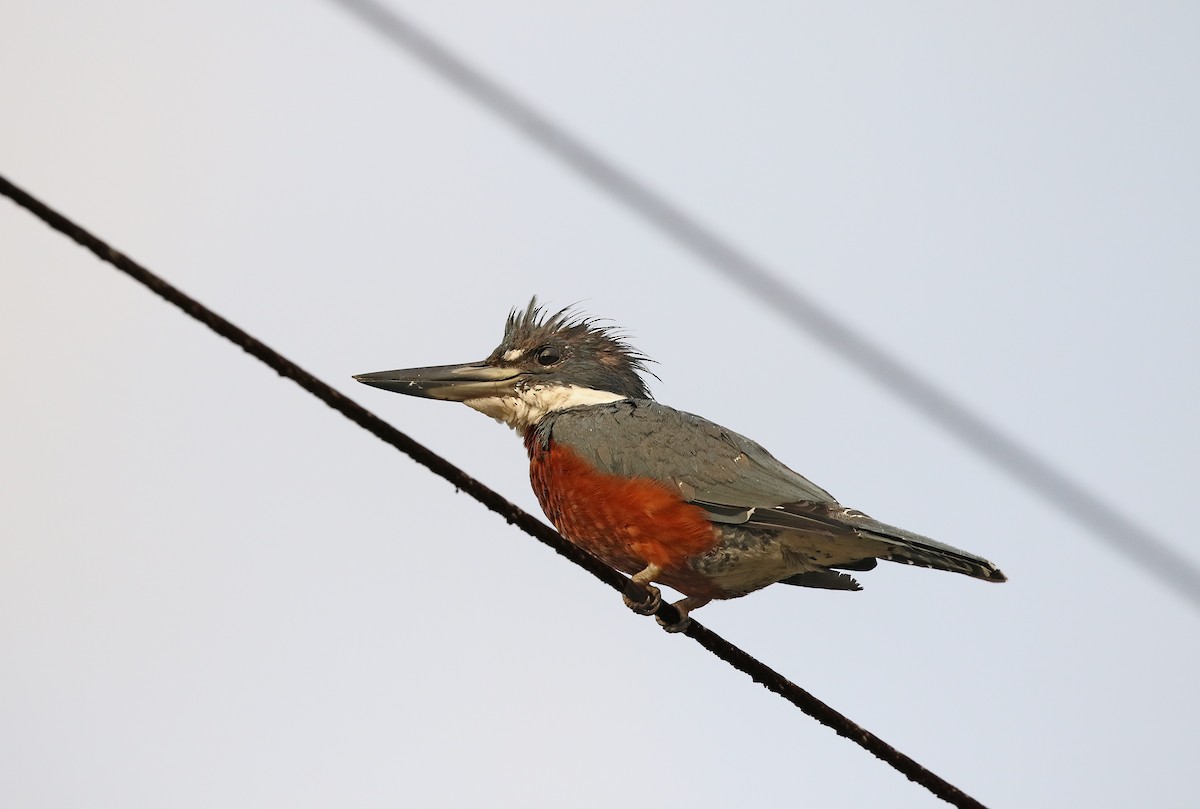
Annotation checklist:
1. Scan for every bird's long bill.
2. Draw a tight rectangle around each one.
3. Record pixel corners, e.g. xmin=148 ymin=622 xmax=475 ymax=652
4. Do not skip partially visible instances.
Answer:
xmin=353 ymin=362 xmax=522 ymax=402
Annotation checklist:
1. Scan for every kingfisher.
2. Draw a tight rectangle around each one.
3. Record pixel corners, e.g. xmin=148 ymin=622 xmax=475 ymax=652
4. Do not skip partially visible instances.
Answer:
xmin=355 ymin=299 xmax=1005 ymax=628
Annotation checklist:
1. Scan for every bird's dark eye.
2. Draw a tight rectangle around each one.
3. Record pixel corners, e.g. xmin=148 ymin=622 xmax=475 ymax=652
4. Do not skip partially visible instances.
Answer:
xmin=536 ymin=346 xmax=562 ymax=366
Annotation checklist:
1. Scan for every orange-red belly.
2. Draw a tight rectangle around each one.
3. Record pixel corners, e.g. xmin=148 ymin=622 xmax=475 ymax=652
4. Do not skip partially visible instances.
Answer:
xmin=525 ymin=432 xmax=721 ymax=596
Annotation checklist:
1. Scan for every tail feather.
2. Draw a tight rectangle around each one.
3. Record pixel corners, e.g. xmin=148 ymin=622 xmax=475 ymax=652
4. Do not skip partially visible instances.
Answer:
xmin=845 ymin=511 xmax=1007 ymax=583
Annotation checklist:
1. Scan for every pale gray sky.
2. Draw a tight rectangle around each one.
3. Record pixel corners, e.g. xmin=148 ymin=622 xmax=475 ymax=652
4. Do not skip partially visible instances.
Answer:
xmin=2 ymin=3 xmax=1198 ymax=807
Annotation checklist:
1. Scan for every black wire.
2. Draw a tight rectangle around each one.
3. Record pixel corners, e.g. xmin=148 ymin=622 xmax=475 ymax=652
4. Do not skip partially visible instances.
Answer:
xmin=327 ymin=0 xmax=1200 ymax=612
xmin=1 ymin=173 xmax=992 ymax=809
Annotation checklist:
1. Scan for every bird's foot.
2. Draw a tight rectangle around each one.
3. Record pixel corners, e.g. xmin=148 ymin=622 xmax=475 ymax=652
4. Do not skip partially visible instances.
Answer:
xmin=654 ymin=596 xmax=711 ymax=633
xmin=656 ymin=611 xmax=690 ymax=633
xmin=622 ymin=581 xmax=662 ymax=615
xmin=623 ymin=563 xmax=664 ymax=615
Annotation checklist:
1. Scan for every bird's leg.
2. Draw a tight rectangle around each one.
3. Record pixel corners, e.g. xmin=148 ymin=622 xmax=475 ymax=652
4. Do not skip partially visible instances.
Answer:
xmin=622 ymin=563 xmax=663 ymax=615
xmin=656 ymin=596 xmax=710 ymax=633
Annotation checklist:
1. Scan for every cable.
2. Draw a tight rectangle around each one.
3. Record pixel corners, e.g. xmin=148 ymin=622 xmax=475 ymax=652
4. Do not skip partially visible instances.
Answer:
xmin=1 ymin=173 xmax=991 ymax=808
xmin=327 ymin=0 xmax=1200 ymax=612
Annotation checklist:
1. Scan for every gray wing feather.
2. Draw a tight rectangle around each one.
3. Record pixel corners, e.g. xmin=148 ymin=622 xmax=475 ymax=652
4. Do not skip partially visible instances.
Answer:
xmin=545 ymin=400 xmax=838 ymax=508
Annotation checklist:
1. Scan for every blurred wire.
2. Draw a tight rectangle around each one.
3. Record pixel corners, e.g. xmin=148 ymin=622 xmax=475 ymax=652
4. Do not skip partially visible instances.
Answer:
xmin=328 ymin=0 xmax=1200 ymax=612
xmin=1 ymin=173 xmax=992 ymax=809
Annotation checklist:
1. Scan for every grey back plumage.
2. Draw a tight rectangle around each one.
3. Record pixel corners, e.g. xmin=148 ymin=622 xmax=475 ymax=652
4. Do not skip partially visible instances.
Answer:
xmin=533 ymin=399 xmax=838 ymax=507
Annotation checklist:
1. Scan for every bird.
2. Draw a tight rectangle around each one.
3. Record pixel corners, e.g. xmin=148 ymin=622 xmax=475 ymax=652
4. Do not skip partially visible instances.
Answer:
xmin=354 ymin=299 xmax=1005 ymax=628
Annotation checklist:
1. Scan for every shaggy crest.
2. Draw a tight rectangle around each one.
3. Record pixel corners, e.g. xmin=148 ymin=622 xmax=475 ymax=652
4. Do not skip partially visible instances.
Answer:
xmin=488 ymin=298 xmax=656 ymax=400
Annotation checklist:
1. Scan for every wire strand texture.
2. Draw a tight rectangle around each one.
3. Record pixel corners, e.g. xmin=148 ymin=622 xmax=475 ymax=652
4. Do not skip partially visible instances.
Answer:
xmin=2 ymin=173 xmax=990 ymax=809
xmin=328 ymin=0 xmax=1200 ymax=612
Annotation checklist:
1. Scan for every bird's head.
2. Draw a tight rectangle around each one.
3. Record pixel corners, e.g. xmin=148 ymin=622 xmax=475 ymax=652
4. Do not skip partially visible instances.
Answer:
xmin=354 ymin=299 xmax=654 ymax=430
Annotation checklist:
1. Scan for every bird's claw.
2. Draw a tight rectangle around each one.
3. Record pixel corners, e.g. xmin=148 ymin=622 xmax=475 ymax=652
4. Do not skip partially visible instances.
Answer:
xmin=654 ymin=596 xmax=705 ymax=633
xmin=622 ymin=582 xmax=661 ymax=616
xmin=655 ymin=612 xmax=692 ymax=633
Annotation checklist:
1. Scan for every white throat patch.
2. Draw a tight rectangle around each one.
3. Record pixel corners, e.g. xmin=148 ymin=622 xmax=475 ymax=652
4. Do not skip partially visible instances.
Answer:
xmin=463 ymin=385 xmax=627 ymax=431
